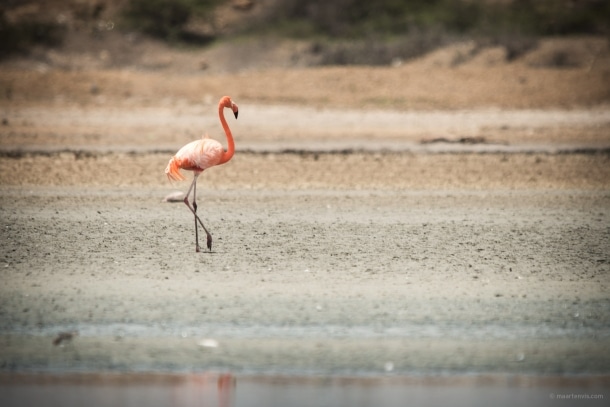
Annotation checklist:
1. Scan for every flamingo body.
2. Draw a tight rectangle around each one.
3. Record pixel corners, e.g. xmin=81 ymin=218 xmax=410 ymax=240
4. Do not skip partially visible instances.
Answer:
xmin=165 ymin=137 xmax=225 ymax=181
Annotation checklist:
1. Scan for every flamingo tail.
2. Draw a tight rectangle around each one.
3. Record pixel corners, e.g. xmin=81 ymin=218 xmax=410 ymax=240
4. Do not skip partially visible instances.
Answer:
xmin=165 ymin=156 xmax=186 ymax=181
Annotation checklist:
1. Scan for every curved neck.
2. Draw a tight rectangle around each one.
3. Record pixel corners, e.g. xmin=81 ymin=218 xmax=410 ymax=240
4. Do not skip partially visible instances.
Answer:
xmin=217 ymin=103 xmax=235 ymax=165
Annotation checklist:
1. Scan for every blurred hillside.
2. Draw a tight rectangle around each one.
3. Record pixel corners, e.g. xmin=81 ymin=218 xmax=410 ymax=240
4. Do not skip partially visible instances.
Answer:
xmin=1 ymin=0 xmax=609 ymax=71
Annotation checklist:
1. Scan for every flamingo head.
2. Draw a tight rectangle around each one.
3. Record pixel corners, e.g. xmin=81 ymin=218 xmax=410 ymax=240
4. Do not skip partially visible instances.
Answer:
xmin=221 ymin=96 xmax=239 ymax=119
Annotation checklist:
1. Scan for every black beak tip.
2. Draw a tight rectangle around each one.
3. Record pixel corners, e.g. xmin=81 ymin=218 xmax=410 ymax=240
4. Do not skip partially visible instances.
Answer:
xmin=234 ymin=111 xmax=239 ymax=119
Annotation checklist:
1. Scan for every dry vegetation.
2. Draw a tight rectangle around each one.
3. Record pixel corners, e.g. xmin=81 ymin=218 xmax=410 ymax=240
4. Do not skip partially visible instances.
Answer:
xmin=1 ymin=1 xmax=609 ymax=111
xmin=1 ymin=35 xmax=609 ymax=111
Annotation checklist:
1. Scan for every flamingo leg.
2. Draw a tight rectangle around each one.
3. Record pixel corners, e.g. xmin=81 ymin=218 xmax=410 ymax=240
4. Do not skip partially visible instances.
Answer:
xmin=183 ymin=174 xmax=213 ymax=252
xmin=193 ymin=178 xmax=199 ymax=252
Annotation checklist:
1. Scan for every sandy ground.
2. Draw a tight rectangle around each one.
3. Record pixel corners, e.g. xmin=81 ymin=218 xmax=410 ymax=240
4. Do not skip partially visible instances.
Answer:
xmin=1 ymin=123 xmax=609 ymax=376
xmin=0 ymin=37 xmax=610 ymax=381
xmin=1 ymin=182 xmax=610 ymax=375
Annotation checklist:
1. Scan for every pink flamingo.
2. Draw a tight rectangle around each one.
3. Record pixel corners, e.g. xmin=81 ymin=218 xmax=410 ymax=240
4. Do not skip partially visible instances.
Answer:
xmin=165 ymin=96 xmax=239 ymax=252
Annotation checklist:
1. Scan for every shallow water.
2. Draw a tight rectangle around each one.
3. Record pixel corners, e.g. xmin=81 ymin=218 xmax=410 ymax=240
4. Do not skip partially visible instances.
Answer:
xmin=6 ymin=319 xmax=607 ymax=342
xmin=1 ymin=373 xmax=608 ymax=407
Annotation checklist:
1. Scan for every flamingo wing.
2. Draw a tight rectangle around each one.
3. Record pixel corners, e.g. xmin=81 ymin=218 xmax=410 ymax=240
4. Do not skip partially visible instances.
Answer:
xmin=176 ymin=138 xmax=225 ymax=172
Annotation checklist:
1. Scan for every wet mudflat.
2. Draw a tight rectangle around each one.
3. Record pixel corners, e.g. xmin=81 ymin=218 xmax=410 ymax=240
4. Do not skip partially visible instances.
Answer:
xmin=1 ymin=150 xmax=609 ymax=379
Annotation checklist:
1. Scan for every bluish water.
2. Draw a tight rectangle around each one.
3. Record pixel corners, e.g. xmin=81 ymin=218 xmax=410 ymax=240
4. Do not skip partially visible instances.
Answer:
xmin=1 ymin=373 xmax=608 ymax=407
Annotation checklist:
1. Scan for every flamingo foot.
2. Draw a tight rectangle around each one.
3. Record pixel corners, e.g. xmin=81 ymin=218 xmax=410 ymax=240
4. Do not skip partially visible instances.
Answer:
xmin=196 ymin=245 xmax=201 ymax=253
xmin=206 ymin=234 xmax=212 ymax=251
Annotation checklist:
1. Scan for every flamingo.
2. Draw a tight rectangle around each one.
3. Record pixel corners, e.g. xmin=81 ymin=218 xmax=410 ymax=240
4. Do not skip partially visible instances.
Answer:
xmin=165 ymin=95 xmax=239 ymax=252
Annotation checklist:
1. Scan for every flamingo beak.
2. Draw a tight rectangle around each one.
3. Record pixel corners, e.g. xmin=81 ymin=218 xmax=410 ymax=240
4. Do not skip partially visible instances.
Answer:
xmin=231 ymin=101 xmax=239 ymax=119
